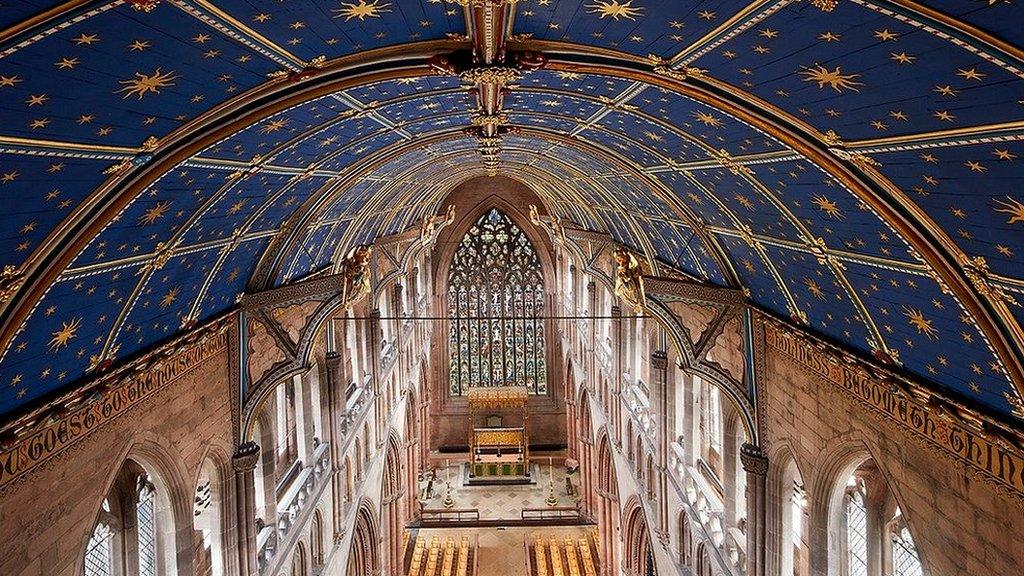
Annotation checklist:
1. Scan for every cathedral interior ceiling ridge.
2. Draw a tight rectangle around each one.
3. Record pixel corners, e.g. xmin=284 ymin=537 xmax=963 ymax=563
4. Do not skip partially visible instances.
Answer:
xmin=0 ymin=0 xmax=1023 ymax=426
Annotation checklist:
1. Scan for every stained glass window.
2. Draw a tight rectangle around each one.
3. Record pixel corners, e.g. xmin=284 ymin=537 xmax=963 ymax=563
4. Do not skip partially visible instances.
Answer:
xmin=448 ymin=209 xmax=547 ymax=395
xmin=84 ymin=523 xmax=113 ymax=576
xmin=137 ymin=478 xmax=158 ymax=576
xmin=846 ymin=479 xmax=868 ymax=576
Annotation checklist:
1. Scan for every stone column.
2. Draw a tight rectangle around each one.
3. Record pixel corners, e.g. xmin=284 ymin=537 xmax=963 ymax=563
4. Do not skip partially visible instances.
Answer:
xmin=369 ymin=308 xmax=382 ymax=446
xmin=232 ymin=442 xmax=261 ymax=576
xmin=296 ymin=373 xmax=316 ymax=464
xmin=741 ymin=443 xmax=769 ymax=576
xmin=610 ymin=305 xmax=622 ymax=447
xmin=586 ymin=281 xmax=597 ymax=390
xmin=324 ymin=350 xmax=348 ymax=541
xmin=682 ymin=372 xmax=698 ymax=467
xmin=650 ymin=351 xmax=670 ymax=543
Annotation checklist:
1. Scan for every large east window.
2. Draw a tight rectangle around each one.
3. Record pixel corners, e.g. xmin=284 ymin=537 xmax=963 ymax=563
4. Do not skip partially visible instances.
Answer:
xmin=447 ymin=209 xmax=547 ymax=395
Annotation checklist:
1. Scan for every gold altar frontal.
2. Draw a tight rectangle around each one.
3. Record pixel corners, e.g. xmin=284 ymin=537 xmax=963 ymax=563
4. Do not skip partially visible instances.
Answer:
xmin=466 ymin=386 xmax=531 ymax=480
xmin=472 ymin=428 xmax=527 ymax=478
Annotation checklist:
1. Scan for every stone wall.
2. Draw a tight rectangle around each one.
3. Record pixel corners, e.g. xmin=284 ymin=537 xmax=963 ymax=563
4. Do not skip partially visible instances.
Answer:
xmin=0 ymin=347 xmax=234 ymax=576
xmin=762 ymin=346 xmax=1024 ymax=576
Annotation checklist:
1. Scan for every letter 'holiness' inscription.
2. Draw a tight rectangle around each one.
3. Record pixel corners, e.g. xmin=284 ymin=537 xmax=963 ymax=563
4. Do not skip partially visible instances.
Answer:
xmin=765 ymin=324 xmax=1024 ymax=503
xmin=0 ymin=332 xmax=227 ymax=491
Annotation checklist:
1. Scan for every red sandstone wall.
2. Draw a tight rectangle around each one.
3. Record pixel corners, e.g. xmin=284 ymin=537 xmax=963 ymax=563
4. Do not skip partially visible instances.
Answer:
xmin=763 ymin=348 xmax=1024 ymax=576
xmin=0 ymin=349 xmax=234 ymax=576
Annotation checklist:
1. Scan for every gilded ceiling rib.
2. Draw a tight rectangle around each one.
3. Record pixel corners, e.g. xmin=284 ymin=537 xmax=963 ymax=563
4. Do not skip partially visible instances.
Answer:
xmin=544 ymin=57 xmax=1024 ymax=400
xmin=177 ymin=0 xmax=306 ymax=70
xmin=846 ymin=121 xmax=1024 ymax=154
xmin=860 ymin=0 xmax=1024 ymax=77
xmin=679 ymin=170 xmax=800 ymax=320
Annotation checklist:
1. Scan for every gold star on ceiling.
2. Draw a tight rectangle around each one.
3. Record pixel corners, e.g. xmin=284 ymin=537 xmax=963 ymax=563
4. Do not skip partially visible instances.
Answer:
xmin=903 ymin=307 xmax=939 ymax=340
xmin=74 ymin=33 xmax=99 ymax=45
xmin=48 ymin=317 xmax=82 ymax=351
xmin=800 ymin=64 xmax=863 ymax=92
xmin=994 ymin=196 xmax=1024 ymax=224
xmin=333 ymin=0 xmax=392 ymax=21
xmin=812 ymin=195 xmax=844 ymax=219
xmin=115 ymin=68 xmax=179 ymax=100
xmin=586 ymin=0 xmax=643 ymax=21
xmin=139 ymin=200 xmax=171 ymax=225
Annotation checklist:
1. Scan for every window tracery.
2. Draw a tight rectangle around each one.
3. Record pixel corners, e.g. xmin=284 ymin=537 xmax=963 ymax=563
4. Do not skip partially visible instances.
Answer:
xmin=84 ymin=522 xmax=114 ymax=576
xmin=846 ymin=477 xmax=869 ymax=576
xmin=890 ymin=510 xmax=924 ymax=576
xmin=83 ymin=463 xmax=166 ymax=576
xmin=136 ymin=478 xmax=158 ymax=576
xmin=447 ymin=209 xmax=547 ymax=395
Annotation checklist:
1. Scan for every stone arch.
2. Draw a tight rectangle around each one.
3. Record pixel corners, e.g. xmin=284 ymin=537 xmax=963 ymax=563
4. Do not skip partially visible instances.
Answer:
xmin=678 ymin=509 xmax=693 ymax=566
xmin=595 ymin=431 xmax=621 ymax=576
xmin=290 ymin=540 xmax=308 ymax=576
xmin=430 ymin=180 xmax=564 ymax=401
xmin=696 ymin=540 xmax=713 ymax=576
xmin=622 ymin=497 xmax=655 ymax=576
xmin=381 ymin=434 xmax=405 ymax=576
xmin=310 ymin=508 xmax=326 ymax=568
xmin=193 ymin=444 xmax=233 ymax=576
xmin=79 ymin=434 xmax=193 ymax=576
xmin=808 ymin=438 xmax=874 ymax=576
xmin=769 ymin=444 xmax=809 ymax=576
xmin=808 ymin=435 xmax=931 ymax=576
xmin=346 ymin=498 xmax=381 ymax=576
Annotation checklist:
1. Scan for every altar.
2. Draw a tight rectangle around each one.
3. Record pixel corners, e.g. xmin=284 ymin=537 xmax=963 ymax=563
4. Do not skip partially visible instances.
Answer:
xmin=466 ymin=386 xmax=531 ymax=483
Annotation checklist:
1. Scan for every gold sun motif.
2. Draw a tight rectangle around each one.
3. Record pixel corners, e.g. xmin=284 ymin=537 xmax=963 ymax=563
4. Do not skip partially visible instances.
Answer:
xmin=994 ymin=196 xmax=1024 ymax=224
xmin=49 ymin=317 xmax=82 ymax=351
xmin=139 ymin=200 xmax=171 ymax=225
xmin=693 ymin=111 xmax=724 ymax=127
xmin=159 ymin=286 xmax=180 ymax=309
xmin=903 ymin=307 xmax=939 ymax=340
xmin=332 ymin=0 xmax=391 ymax=21
xmin=587 ymin=0 xmax=643 ymax=21
xmin=800 ymin=64 xmax=863 ymax=93
xmin=115 ymin=68 xmax=179 ymax=100
xmin=812 ymin=195 xmax=844 ymax=219
xmin=803 ymin=278 xmax=825 ymax=300
xmin=259 ymin=118 xmax=289 ymax=134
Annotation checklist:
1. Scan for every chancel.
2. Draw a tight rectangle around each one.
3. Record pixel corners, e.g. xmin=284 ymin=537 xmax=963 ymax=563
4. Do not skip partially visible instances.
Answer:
xmin=1 ymin=1 xmax=1023 ymax=576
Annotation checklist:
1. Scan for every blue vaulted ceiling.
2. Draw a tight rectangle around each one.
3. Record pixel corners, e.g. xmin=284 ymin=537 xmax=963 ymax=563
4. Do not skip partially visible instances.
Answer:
xmin=1 ymin=0 xmax=1024 ymax=424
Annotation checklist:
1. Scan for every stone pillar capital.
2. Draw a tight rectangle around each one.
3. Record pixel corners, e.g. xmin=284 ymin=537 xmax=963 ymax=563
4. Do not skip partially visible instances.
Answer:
xmin=740 ymin=443 xmax=769 ymax=476
xmin=232 ymin=441 xmax=261 ymax=473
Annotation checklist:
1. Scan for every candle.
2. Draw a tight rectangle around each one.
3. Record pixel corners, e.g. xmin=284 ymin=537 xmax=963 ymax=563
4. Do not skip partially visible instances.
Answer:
xmin=549 ymin=456 xmax=553 ymax=483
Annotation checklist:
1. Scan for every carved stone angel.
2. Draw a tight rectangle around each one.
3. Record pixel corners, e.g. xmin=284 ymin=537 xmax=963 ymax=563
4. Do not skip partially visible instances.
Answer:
xmin=340 ymin=245 xmax=372 ymax=305
xmin=613 ymin=247 xmax=647 ymax=312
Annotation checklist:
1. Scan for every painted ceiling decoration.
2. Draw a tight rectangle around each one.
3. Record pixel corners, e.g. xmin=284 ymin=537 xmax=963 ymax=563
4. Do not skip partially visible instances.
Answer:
xmin=1 ymin=0 xmax=1023 ymax=427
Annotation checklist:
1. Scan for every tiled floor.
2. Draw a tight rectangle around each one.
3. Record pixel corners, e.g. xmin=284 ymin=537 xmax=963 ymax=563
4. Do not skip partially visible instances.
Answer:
xmin=419 ymin=464 xmax=579 ymax=519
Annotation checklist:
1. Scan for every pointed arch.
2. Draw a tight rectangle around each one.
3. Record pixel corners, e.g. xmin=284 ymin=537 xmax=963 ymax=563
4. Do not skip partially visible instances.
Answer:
xmin=623 ymin=497 xmax=656 ymax=576
xmin=346 ymin=498 xmax=381 ymax=576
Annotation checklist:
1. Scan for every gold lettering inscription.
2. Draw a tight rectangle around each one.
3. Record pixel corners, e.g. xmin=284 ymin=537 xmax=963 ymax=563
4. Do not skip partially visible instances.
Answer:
xmin=0 ymin=333 xmax=227 ymax=489
xmin=765 ymin=325 xmax=1024 ymax=497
